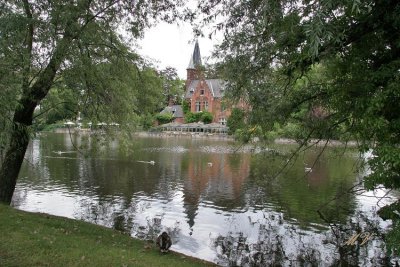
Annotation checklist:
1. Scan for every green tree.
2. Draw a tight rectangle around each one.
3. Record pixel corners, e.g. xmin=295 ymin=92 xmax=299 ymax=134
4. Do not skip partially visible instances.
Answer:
xmin=0 ymin=0 xmax=182 ymax=204
xmin=159 ymin=67 xmax=185 ymax=106
xmin=182 ymin=100 xmax=190 ymax=114
xmin=200 ymin=0 xmax=400 ymax=251
xmin=227 ymin=108 xmax=245 ymax=135
xmin=135 ymin=68 xmax=164 ymax=114
xmin=155 ymin=112 xmax=174 ymax=125
xmin=34 ymin=86 xmax=79 ymax=127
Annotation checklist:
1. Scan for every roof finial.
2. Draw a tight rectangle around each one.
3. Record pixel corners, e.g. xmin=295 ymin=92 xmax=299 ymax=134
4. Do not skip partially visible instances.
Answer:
xmin=187 ymin=40 xmax=202 ymax=69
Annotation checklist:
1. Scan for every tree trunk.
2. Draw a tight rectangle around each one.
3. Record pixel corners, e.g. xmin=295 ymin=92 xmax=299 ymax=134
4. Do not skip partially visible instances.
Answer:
xmin=0 ymin=87 xmax=39 ymax=204
xmin=0 ymin=32 xmax=75 ymax=204
xmin=0 ymin=123 xmax=30 ymax=204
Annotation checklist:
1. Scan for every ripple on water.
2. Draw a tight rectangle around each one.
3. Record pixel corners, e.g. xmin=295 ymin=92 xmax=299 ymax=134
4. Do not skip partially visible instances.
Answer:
xmin=199 ymin=145 xmax=237 ymax=154
xmin=14 ymin=133 xmax=395 ymax=266
xmin=142 ymin=146 xmax=188 ymax=153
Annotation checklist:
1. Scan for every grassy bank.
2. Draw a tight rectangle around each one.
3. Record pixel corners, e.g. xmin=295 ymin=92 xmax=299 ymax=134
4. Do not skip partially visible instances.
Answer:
xmin=0 ymin=205 xmax=215 ymax=267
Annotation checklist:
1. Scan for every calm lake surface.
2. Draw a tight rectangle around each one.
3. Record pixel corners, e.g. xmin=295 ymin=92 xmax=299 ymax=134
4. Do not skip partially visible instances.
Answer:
xmin=12 ymin=132 xmax=397 ymax=266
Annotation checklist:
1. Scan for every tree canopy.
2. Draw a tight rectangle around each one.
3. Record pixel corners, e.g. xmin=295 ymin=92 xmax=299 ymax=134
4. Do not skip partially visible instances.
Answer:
xmin=159 ymin=67 xmax=185 ymax=106
xmin=199 ymin=0 xmax=400 ymax=251
xmin=0 ymin=0 xmax=183 ymax=203
xmin=1 ymin=0 xmax=399 ymax=254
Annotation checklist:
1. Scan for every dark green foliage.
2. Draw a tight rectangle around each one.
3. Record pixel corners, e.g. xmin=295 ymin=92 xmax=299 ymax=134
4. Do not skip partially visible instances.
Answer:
xmin=139 ymin=113 xmax=156 ymax=130
xmin=227 ymin=108 xmax=245 ymax=135
xmin=159 ymin=67 xmax=185 ymax=106
xmin=377 ymin=201 xmax=400 ymax=252
xmin=184 ymin=111 xmax=212 ymax=124
xmin=205 ymin=0 xmax=400 ymax=187
xmin=156 ymin=113 xmax=174 ymax=125
xmin=135 ymin=68 xmax=165 ymax=115
xmin=182 ymin=100 xmax=190 ymax=114
xmin=0 ymin=0 xmax=183 ymax=203
xmin=34 ymin=86 xmax=78 ymax=126
xmin=200 ymin=111 xmax=213 ymax=124
xmin=185 ymin=112 xmax=201 ymax=123
xmin=201 ymin=0 xmax=400 ymax=252
xmin=378 ymin=201 xmax=400 ymax=221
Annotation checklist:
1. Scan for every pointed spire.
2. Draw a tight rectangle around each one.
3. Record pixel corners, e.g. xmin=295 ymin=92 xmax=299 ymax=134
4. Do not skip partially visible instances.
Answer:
xmin=187 ymin=40 xmax=202 ymax=69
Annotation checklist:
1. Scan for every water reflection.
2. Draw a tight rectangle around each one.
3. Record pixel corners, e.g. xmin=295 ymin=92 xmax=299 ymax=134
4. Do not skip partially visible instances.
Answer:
xmin=211 ymin=208 xmax=391 ymax=266
xmin=12 ymin=133 xmax=397 ymax=266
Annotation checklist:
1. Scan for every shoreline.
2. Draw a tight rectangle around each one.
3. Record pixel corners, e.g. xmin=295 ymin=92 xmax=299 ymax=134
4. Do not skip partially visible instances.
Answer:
xmin=1 ymin=204 xmax=217 ymax=267
xmin=51 ymin=128 xmax=358 ymax=147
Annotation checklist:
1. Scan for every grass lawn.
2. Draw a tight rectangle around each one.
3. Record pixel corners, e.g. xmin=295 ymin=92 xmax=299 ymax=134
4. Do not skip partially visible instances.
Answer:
xmin=0 ymin=204 xmax=216 ymax=267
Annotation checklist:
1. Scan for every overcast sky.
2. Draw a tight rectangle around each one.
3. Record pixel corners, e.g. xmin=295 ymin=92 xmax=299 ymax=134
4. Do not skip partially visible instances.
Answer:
xmin=138 ymin=22 xmax=220 ymax=79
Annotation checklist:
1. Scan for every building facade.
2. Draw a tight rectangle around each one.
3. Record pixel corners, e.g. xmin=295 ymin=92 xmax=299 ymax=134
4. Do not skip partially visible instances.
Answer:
xmin=184 ymin=42 xmax=236 ymax=125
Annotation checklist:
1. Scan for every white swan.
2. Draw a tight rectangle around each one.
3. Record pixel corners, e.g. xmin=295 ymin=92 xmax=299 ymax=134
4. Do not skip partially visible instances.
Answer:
xmin=137 ymin=160 xmax=155 ymax=165
xmin=52 ymin=151 xmax=76 ymax=155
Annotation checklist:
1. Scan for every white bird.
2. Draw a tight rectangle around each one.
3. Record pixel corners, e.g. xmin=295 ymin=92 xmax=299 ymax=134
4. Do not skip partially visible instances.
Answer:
xmin=303 ymin=162 xmax=312 ymax=173
xmin=207 ymin=162 xmax=213 ymax=167
xmin=137 ymin=160 xmax=155 ymax=165
xmin=52 ymin=151 xmax=76 ymax=155
xmin=304 ymin=167 xmax=312 ymax=173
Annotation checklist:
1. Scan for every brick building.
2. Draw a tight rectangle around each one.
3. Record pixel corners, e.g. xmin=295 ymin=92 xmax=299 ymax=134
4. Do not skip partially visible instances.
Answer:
xmin=184 ymin=41 xmax=238 ymax=125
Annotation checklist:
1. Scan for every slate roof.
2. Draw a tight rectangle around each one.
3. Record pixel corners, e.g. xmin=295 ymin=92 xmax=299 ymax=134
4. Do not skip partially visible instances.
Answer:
xmin=160 ymin=105 xmax=184 ymax=118
xmin=185 ymin=79 xmax=225 ymax=99
xmin=187 ymin=41 xmax=202 ymax=69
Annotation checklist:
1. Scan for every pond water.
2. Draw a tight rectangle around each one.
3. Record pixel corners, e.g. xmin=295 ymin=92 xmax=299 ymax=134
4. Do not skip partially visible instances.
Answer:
xmin=12 ymin=133 xmax=397 ymax=266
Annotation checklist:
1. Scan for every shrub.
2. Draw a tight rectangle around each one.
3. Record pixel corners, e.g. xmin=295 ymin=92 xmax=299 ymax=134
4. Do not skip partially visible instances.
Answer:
xmin=200 ymin=111 xmax=213 ymax=124
xmin=227 ymin=108 xmax=246 ymax=135
xmin=185 ymin=112 xmax=201 ymax=123
xmin=182 ymin=100 xmax=190 ymax=114
xmin=155 ymin=112 xmax=174 ymax=124
xmin=185 ymin=111 xmax=213 ymax=124
xmin=140 ymin=114 xmax=155 ymax=130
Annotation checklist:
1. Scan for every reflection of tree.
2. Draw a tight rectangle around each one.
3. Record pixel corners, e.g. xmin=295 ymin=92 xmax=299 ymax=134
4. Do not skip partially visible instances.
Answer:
xmin=214 ymin=231 xmax=286 ymax=266
xmin=246 ymin=149 xmax=357 ymax=227
xmin=10 ymin=187 xmax=28 ymax=207
xmin=212 ymin=214 xmax=322 ymax=266
xmin=19 ymin=134 xmax=396 ymax=265
xmin=134 ymin=216 xmax=182 ymax=246
xmin=320 ymin=209 xmax=391 ymax=266
xmin=212 ymin=208 xmax=391 ymax=266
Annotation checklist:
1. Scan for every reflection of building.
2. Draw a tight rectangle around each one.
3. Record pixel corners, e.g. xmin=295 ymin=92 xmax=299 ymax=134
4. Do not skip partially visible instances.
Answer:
xmin=184 ymin=41 xmax=246 ymax=125
xmin=182 ymin=151 xmax=251 ymax=228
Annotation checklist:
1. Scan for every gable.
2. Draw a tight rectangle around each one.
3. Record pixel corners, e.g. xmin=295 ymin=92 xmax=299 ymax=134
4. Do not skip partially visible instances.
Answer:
xmin=185 ymin=79 xmax=225 ymax=99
